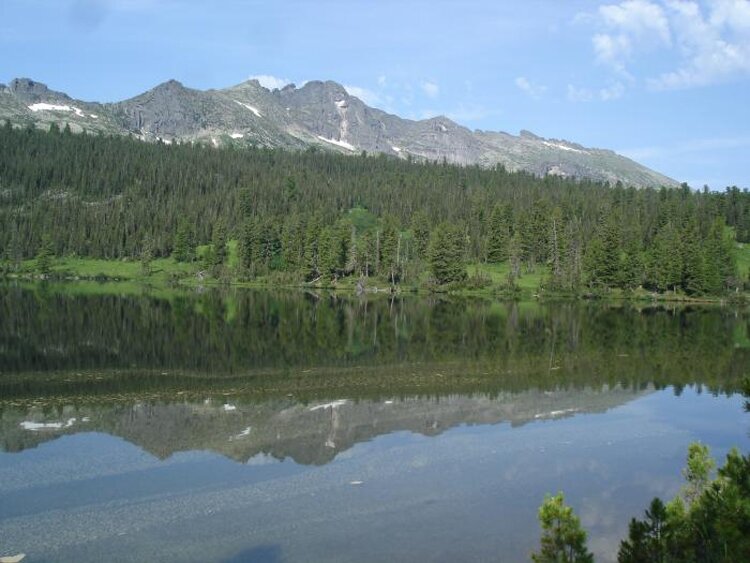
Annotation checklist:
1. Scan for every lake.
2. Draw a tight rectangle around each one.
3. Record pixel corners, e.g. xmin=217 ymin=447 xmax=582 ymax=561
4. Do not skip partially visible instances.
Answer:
xmin=1 ymin=285 xmax=748 ymax=562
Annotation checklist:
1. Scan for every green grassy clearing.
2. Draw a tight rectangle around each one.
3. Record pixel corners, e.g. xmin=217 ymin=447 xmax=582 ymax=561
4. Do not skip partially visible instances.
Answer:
xmin=468 ymin=261 xmax=544 ymax=292
xmin=5 ymin=241 xmax=749 ymax=301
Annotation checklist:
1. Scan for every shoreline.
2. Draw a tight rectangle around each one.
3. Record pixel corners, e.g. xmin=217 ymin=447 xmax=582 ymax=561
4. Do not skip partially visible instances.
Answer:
xmin=2 ymin=270 xmax=745 ymax=305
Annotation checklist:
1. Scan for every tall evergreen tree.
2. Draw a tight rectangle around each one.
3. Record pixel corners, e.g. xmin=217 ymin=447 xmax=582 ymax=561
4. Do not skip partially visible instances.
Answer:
xmin=486 ymin=203 xmax=512 ymax=263
xmin=618 ymin=498 xmax=670 ymax=563
xmin=173 ymin=219 xmax=195 ymax=263
xmin=410 ymin=210 xmax=431 ymax=259
xmin=210 ymin=219 xmax=228 ymax=267
xmin=532 ymin=493 xmax=593 ymax=563
xmin=429 ymin=222 xmax=467 ymax=285
xmin=36 ymin=234 xmax=54 ymax=276
xmin=379 ymin=216 xmax=400 ymax=283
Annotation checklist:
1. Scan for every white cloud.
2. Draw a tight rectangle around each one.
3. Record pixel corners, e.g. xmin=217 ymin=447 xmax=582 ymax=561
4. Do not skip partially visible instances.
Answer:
xmin=648 ymin=0 xmax=750 ymax=90
xmin=599 ymin=0 xmax=671 ymax=43
xmin=248 ymin=74 xmax=291 ymax=90
xmin=514 ymin=76 xmax=547 ymax=99
xmin=567 ymin=84 xmax=594 ymax=102
xmin=710 ymin=0 xmax=750 ymax=31
xmin=583 ymin=0 xmax=750 ymax=90
xmin=592 ymin=0 xmax=671 ymax=75
xmin=343 ymin=84 xmax=382 ymax=106
xmin=421 ymin=80 xmax=440 ymax=98
xmin=592 ymin=33 xmax=634 ymax=73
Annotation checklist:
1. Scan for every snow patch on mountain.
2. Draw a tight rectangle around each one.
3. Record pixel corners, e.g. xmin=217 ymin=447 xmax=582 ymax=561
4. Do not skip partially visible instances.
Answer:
xmin=317 ymin=136 xmax=355 ymax=151
xmin=28 ymin=103 xmax=85 ymax=118
xmin=541 ymin=141 xmax=587 ymax=154
xmin=234 ymin=100 xmax=262 ymax=117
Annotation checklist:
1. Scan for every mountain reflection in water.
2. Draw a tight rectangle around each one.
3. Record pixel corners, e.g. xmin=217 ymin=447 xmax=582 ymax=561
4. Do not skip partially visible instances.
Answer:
xmin=1 ymin=285 xmax=749 ymax=562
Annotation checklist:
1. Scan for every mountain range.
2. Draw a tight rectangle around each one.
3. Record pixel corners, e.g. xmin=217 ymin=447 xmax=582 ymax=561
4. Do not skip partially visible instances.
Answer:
xmin=0 ymin=76 xmax=678 ymax=188
xmin=2 ymin=387 xmax=647 ymax=465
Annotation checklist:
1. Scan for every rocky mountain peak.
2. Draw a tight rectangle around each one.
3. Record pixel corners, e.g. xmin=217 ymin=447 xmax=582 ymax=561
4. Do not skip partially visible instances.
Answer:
xmin=0 ymin=75 xmax=681 ymax=188
xmin=226 ymin=78 xmax=263 ymax=90
xmin=8 ymin=77 xmax=71 ymax=103
xmin=150 ymin=79 xmax=189 ymax=94
xmin=10 ymin=77 xmax=47 ymax=94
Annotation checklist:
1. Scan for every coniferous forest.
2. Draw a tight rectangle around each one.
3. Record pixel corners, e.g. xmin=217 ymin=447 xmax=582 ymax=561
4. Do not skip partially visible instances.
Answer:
xmin=1 ymin=122 xmax=749 ymax=295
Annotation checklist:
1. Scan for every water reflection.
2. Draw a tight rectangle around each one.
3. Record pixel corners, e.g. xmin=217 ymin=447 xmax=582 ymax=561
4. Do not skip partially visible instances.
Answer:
xmin=2 ymin=387 xmax=650 ymax=465
xmin=1 ymin=285 xmax=748 ymax=402
xmin=1 ymin=285 xmax=749 ymax=562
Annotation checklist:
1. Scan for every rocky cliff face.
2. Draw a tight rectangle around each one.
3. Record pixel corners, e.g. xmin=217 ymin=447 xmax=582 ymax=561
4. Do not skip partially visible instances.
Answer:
xmin=0 ymin=76 xmax=679 ymax=188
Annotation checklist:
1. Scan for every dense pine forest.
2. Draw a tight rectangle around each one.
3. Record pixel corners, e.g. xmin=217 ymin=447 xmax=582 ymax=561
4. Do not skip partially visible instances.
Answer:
xmin=1 ymin=121 xmax=749 ymax=295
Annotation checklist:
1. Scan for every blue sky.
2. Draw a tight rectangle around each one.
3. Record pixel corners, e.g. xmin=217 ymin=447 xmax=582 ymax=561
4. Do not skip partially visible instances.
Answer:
xmin=1 ymin=0 xmax=749 ymax=189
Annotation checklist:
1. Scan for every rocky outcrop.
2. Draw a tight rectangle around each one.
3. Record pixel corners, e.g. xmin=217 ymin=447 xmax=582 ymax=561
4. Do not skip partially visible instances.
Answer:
xmin=0 ymin=76 xmax=680 ymax=188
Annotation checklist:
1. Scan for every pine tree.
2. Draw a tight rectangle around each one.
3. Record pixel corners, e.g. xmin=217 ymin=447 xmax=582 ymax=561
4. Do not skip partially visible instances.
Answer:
xmin=620 ymin=241 xmax=643 ymax=291
xmin=239 ymin=218 xmax=260 ymax=274
xmin=6 ymin=226 xmax=23 ymax=271
xmin=379 ymin=216 xmax=400 ymax=283
xmin=702 ymin=218 xmax=736 ymax=294
xmin=532 ymin=492 xmax=593 ymax=563
xmin=649 ymin=222 xmax=683 ymax=293
xmin=238 ymin=188 xmax=253 ymax=217
xmin=173 ymin=219 xmax=195 ymax=263
xmin=357 ymin=230 xmax=375 ymax=277
xmin=281 ymin=214 xmax=304 ymax=272
xmin=681 ymin=217 xmax=704 ymax=294
xmin=429 ymin=222 xmax=467 ymax=285
xmin=618 ymin=498 xmax=670 ymax=563
xmin=211 ymin=219 xmax=227 ymax=267
xmin=486 ymin=203 xmax=512 ymax=263
xmin=546 ymin=207 xmax=566 ymax=289
xmin=303 ymin=214 xmax=322 ymax=280
xmin=317 ymin=226 xmax=337 ymax=278
xmin=410 ymin=210 xmax=431 ymax=259
xmin=36 ymin=234 xmax=54 ymax=275
xmin=508 ymin=231 xmax=523 ymax=278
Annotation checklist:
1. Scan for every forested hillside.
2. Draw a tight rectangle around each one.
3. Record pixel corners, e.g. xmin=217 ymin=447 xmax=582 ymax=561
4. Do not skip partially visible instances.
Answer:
xmin=1 ymin=122 xmax=749 ymax=295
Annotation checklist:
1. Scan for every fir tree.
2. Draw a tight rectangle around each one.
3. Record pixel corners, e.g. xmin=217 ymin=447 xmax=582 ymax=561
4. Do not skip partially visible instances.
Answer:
xmin=379 ymin=216 xmax=400 ymax=283
xmin=618 ymin=498 xmax=670 ymax=563
xmin=173 ymin=219 xmax=195 ymax=263
xmin=36 ymin=234 xmax=54 ymax=276
xmin=532 ymin=492 xmax=593 ymax=563
xmin=429 ymin=222 xmax=467 ymax=285
xmin=486 ymin=203 xmax=512 ymax=263
xmin=210 ymin=219 xmax=227 ymax=267
xmin=410 ymin=210 xmax=431 ymax=259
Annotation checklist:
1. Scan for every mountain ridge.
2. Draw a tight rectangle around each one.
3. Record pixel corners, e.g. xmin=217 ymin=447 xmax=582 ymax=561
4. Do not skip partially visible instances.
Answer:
xmin=0 ymin=76 xmax=679 ymax=188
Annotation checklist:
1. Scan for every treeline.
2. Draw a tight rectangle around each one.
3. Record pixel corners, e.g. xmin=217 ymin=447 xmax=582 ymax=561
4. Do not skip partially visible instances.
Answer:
xmin=1 ymin=122 xmax=749 ymax=294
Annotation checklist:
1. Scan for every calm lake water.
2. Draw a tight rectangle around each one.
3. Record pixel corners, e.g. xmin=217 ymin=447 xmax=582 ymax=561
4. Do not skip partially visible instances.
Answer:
xmin=1 ymin=285 xmax=749 ymax=562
